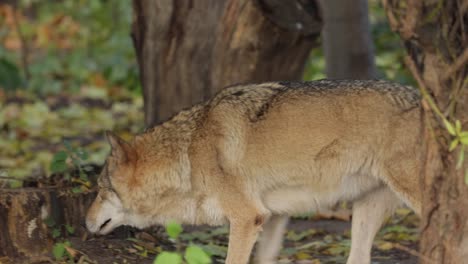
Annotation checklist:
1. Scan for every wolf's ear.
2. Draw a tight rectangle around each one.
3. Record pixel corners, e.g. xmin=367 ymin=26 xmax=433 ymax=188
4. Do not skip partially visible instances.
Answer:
xmin=105 ymin=131 xmax=136 ymax=163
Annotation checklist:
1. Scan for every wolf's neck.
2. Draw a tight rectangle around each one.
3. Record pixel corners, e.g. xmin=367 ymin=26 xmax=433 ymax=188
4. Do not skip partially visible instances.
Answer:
xmin=133 ymin=103 xmax=206 ymax=152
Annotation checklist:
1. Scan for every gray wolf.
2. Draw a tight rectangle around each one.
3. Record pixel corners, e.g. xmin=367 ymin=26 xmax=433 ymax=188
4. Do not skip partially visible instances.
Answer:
xmin=86 ymin=80 xmax=424 ymax=264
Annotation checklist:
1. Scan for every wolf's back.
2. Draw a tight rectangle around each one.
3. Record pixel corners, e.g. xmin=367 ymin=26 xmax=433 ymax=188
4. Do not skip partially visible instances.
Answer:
xmin=206 ymin=79 xmax=420 ymax=123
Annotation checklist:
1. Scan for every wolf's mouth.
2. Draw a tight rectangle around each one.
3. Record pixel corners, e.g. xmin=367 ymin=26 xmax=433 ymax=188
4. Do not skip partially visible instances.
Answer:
xmin=99 ymin=218 xmax=112 ymax=231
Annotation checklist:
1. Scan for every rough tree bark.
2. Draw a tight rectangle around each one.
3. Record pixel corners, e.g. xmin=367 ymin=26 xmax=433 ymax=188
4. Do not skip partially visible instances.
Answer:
xmin=384 ymin=1 xmax=468 ymax=263
xmin=0 ymin=187 xmax=97 ymax=261
xmin=0 ymin=190 xmax=50 ymax=261
xmin=131 ymin=0 xmax=322 ymax=126
xmin=319 ymin=0 xmax=377 ymax=79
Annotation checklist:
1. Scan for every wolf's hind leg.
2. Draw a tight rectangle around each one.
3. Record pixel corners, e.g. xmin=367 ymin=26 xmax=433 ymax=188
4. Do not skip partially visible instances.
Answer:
xmin=346 ymin=187 xmax=400 ymax=264
xmin=255 ymin=215 xmax=289 ymax=264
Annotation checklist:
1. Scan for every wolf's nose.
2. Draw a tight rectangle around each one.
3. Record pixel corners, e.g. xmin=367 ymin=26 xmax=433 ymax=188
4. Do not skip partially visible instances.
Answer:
xmin=85 ymin=218 xmax=99 ymax=233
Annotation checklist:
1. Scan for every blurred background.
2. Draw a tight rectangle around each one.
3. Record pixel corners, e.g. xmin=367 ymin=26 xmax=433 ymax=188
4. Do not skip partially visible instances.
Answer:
xmin=10 ymin=0 xmax=468 ymax=263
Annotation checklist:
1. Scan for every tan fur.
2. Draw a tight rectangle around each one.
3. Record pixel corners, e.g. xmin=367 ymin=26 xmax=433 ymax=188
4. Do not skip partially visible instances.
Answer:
xmin=86 ymin=80 xmax=425 ymax=264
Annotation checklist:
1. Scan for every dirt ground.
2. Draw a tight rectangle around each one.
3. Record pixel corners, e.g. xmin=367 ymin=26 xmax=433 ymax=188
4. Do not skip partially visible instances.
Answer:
xmin=70 ymin=218 xmax=418 ymax=264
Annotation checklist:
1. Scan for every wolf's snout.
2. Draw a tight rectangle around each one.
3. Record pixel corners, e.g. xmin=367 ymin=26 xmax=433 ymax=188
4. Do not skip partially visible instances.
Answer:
xmin=99 ymin=218 xmax=112 ymax=231
xmin=85 ymin=218 xmax=98 ymax=233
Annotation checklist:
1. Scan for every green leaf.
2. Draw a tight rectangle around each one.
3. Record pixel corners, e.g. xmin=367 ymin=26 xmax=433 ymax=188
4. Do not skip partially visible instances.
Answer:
xmin=154 ymin=252 xmax=182 ymax=264
xmin=457 ymin=147 xmax=465 ymax=169
xmin=50 ymin=151 xmax=68 ymax=173
xmin=76 ymin=149 xmax=89 ymax=160
xmin=79 ymin=171 xmax=89 ymax=181
xmin=139 ymin=249 xmax=148 ymax=257
xmin=65 ymin=225 xmax=75 ymax=235
xmin=50 ymin=161 xmax=68 ymax=174
xmin=449 ymin=139 xmax=459 ymax=152
xmin=465 ymin=169 xmax=468 ymax=186
xmin=9 ymin=179 xmax=23 ymax=188
xmin=52 ymin=228 xmax=61 ymax=238
xmin=166 ymin=221 xmax=183 ymax=239
xmin=185 ymin=245 xmax=211 ymax=264
xmin=0 ymin=57 xmax=23 ymax=90
xmin=455 ymin=120 xmax=462 ymax=134
xmin=52 ymin=243 xmax=66 ymax=260
xmin=460 ymin=134 xmax=468 ymax=145
xmin=53 ymin=151 xmax=68 ymax=161
xmin=44 ymin=217 xmax=56 ymax=227
xmin=444 ymin=120 xmax=456 ymax=136
xmin=460 ymin=132 xmax=468 ymax=138
xmin=72 ymin=186 xmax=83 ymax=193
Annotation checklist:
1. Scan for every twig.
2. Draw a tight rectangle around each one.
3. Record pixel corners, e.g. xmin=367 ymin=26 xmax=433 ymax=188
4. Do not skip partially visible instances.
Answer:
xmin=391 ymin=243 xmax=438 ymax=264
xmin=382 ymin=0 xmax=400 ymax=32
xmin=404 ymin=56 xmax=445 ymax=120
xmin=0 ymin=175 xmax=36 ymax=181
xmin=12 ymin=5 xmax=30 ymax=80
xmin=0 ymin=186 xmax=97 ymax=193
xmin=443 ymin=48 xmax=468 ymax=81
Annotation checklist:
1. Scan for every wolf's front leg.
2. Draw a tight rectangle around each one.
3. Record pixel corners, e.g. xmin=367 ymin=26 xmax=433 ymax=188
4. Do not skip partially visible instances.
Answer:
xmin=225 ymin=215 xmax=266 ymax=264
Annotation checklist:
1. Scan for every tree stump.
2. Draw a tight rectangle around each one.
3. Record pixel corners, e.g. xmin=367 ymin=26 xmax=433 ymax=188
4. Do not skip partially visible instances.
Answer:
xmin=0 ymin=190 xmax=51 ymax=261
xmin=0 ymin=187 xmax=98 ymax=262
xmin=51 ymin=190 xmax=97 ymax=237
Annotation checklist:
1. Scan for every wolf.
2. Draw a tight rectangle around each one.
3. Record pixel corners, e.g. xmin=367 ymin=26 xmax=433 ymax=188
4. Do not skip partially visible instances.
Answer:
xmin=86 ymin=79 xmax=425 ymax=264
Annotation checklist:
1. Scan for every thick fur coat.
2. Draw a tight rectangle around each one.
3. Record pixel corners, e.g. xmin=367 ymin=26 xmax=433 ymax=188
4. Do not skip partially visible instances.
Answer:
xmin=86 ymin=80 xmax=424 ymax=264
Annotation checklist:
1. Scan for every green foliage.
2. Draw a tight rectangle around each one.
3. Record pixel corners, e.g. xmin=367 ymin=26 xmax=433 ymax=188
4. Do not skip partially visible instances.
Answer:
xmin=46 ymin=140 xmax=97 ymax=194
xmin=369 ymin=0 xmax=414 ymax=85
xmin=185 ymin=245 xmax=211 ymax=264
xmin=65 ymin=224 xmax=75 ymax=235
xmin=0 ymin=57 xmax=22 ymax=90
xmin=154 ymin=221 xmax=212 ymax=264
xmin=303 ymin=48 xmax=326 ymax=81
xmin=167 ymin=221 xmax=183 ymax=240
xmin=0 ymin=88 xmax=143 ymax=181
xmin=465 ymin=170 xmax=468 ymax=186
xmin=52 ymin=242 xmax=66 ymax=260
xmin=52 ymin=240 xmax=72 ymax=260
xmin=45 ymin=214 xmax=77 ymax=260
xmin=303 ymin=0 xmax=415 ymax=85
xmin=2 ymin=0 xmax=139 ymax=94
xmin=154 ymin=252 xmax=183 ymax=264
xmin=444 ymin=119 xmax=468 ymax=181
xmin=51 ymin=228 xmax=61 ymax=239
xmin=50 ymin=150 xmax=68 ymax=174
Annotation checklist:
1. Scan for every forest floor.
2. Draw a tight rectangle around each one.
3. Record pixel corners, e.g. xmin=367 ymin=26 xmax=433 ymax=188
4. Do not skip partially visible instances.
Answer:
xmin=71 ymin=212 xmax=419 ymax=264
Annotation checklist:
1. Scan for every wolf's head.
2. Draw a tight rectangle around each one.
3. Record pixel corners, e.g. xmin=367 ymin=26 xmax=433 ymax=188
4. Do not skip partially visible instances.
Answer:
xmin=86 ymin=130 xmax=195 ymax=234
xmin=85 ymin=131 xmax=143 ymax=235
xmin=86 ymin=132 xmax=194 ymax=234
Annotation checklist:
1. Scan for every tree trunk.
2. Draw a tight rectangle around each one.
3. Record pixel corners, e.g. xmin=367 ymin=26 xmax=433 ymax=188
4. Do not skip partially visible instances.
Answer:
xmin=131 ymin=0 xmax=322 ymax=126
xmin=320 ymin=0 xmax=377 ymax=79
xmin=383 ymin=1 xmax=468 ymax=263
